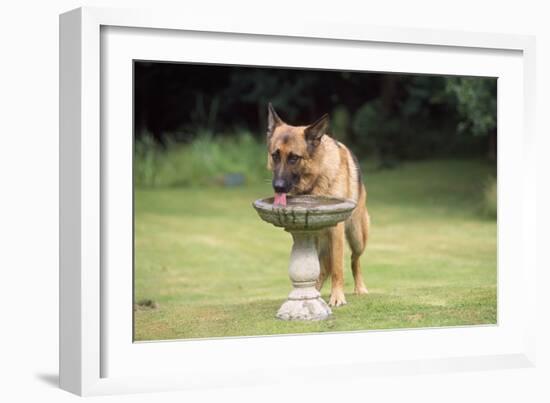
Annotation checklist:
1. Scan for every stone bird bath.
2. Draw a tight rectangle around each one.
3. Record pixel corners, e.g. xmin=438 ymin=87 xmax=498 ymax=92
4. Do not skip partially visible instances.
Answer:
xmin=253 ymin=195 xmax=356 ymax=321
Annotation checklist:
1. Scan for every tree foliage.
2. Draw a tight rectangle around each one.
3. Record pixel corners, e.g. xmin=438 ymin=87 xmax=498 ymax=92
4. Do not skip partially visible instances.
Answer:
xmin=445 ymin=77 xmax=497 ymax=137
xmin=134 ymin=62 xmax=497 ymax=161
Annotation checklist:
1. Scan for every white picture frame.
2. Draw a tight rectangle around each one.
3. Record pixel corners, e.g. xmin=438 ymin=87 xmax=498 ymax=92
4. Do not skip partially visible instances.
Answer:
xmin=59 ymin=6 xmax=537 ymax=396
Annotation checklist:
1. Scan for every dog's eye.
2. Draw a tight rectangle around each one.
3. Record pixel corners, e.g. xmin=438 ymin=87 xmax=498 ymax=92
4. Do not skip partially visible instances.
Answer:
xmin=287 ymin=154 xmax=301 ymax=164
xmin=271 ymin=151 xmax=281 ymax=163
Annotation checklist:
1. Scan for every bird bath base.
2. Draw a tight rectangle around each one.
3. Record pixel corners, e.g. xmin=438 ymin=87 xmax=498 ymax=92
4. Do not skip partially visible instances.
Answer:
xmin=253 ymin=195 xmax=356 ymax=321
xmin=276 ymin=231 xmax=332 ymax=321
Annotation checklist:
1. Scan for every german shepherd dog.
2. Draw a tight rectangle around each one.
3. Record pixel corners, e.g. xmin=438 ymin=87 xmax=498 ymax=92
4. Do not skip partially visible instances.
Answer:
xmin=266 ymin=103 xmax=370 ymax=307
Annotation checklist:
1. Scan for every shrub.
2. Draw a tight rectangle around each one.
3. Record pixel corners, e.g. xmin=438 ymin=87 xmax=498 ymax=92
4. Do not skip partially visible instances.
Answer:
xmin=134 ymin=132 xmax=269 ymax=188
xmin=134 ymin=133 xmax=163 ymax=187
xmin=481 ymin=176 xmax=497 ymax=219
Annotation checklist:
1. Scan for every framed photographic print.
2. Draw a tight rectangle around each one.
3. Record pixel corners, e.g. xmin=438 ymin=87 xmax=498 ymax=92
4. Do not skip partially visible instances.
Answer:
xmin=60 ymin=6 xmax=537 ymax=396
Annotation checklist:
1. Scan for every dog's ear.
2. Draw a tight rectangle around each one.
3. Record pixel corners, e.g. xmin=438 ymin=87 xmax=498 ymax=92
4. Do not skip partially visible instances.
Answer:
xmin=267 ymin=103 xmax=284 ymax=140
xmin=304 ymin=113 xmax=329 ymax=148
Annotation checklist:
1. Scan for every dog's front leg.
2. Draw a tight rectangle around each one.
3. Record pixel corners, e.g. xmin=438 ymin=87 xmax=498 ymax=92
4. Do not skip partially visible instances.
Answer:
xmin=327 ymin=222 xmax=346 ymax=307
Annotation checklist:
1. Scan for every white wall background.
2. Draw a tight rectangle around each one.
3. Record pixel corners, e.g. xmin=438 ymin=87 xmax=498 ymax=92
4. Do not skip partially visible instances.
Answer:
xmin=1 ymin=1 xmax=548 ymax=402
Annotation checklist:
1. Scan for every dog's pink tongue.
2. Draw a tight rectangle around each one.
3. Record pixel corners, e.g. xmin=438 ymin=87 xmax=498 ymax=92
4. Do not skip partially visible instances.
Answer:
xmin=274 ymin=192 xmax=287 ymax=206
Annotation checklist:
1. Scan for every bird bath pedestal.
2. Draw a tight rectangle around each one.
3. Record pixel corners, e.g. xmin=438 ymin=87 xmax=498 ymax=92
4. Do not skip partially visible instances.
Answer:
xmin=253 ymin=195 xmax=356 ymax=321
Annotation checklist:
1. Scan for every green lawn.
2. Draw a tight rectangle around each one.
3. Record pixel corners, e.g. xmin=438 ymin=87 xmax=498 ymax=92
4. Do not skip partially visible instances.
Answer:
xmin=134 ymin=159 xmax=497 ymax=341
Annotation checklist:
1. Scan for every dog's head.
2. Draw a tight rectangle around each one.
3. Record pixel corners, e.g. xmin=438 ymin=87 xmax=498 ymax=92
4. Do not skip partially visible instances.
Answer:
xmin=266 ymin=103 xmax=329 ymax=203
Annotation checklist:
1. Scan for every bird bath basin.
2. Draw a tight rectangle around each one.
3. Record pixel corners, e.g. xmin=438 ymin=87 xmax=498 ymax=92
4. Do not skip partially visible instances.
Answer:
xmin=253 ymin=195 xmax=356 ymax=320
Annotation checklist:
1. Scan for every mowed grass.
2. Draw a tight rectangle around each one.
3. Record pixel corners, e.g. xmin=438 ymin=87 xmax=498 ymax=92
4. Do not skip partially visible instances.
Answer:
xmin=134 ymin=159 xmax=497 ymax=341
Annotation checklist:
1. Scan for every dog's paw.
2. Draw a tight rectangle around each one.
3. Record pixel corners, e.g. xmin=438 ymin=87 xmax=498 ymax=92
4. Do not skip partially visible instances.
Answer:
xmin=354 ymin=285 xmax=369 ymax=295
xmin=328 ymin=290 xmax=347 ymax=307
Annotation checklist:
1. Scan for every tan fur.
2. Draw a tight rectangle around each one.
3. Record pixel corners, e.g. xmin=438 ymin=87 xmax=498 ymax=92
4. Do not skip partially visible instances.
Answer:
xmin=267 ymin=113 xmax=370 ymax=307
